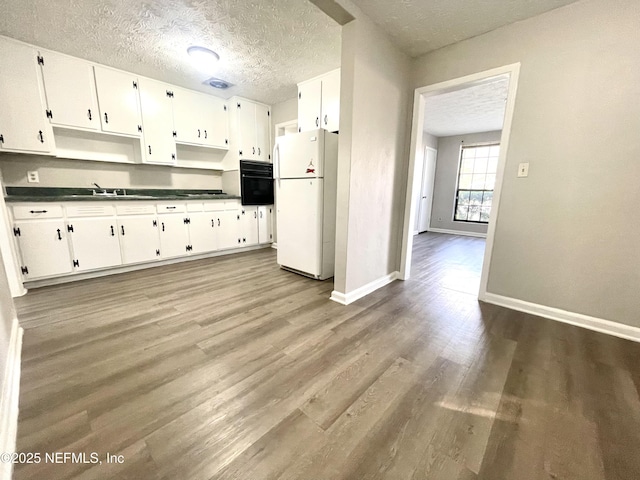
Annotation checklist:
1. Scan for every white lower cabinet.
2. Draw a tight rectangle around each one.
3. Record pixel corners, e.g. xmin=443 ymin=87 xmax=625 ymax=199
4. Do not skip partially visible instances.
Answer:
xmin=117 ymin=214 xmax=160 ymax=264
xmin=188 ymin=212 xmax=217 ymax=254
xmin=67 ymin=217 xmax=122 ymax=271
xmin=158 ymin=213 xmax=190 ymax=258
xmin=258 ymin=206 xmax=274 ymax=244
xmin=10 ymin=199 xmax=272 ymax=284
xmin=239 ymin=206 xmax=259 ymax=246
xmin=13 ymin=219 xmax=73 ymax=279
xmin=217 ymin=210 xmax=241 ymax=250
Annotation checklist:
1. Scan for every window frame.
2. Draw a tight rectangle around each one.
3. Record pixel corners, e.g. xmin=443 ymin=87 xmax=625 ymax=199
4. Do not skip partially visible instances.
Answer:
xmin=453 ymin=142 xmax=500 ymax=225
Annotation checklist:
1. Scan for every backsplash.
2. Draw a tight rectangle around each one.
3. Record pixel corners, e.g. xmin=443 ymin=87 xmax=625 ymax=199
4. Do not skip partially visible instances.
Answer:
xmin=0 ymin=154 xmax=223 ymax=190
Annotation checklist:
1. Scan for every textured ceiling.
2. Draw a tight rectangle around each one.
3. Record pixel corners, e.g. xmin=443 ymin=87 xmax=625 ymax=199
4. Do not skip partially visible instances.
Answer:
xmin=423 ymin=78 xmax=509 ymax=137
xmin=350 ymin=0 xmax=580 ymax=57
xmin=0 ymin=0 xmax=342 ymax=104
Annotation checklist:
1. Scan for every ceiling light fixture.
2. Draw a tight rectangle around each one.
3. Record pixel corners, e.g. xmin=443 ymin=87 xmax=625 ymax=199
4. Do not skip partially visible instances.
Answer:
xmin=187 ymin=46 xmax=220 ymax=70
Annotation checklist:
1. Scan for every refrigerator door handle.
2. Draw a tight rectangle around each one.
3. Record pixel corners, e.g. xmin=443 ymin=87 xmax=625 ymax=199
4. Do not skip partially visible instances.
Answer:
xmin=273 ymin=143 xmax=281 ymax=185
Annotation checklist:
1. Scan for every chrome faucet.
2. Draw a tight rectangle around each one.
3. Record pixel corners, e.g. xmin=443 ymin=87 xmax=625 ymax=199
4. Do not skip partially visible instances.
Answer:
xmin=92 ymin=183 xmax=119 ymax=196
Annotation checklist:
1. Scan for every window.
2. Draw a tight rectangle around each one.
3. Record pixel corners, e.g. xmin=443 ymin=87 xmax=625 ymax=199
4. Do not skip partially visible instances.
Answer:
xmin=454 ymin=143 xmax=500 ymax=223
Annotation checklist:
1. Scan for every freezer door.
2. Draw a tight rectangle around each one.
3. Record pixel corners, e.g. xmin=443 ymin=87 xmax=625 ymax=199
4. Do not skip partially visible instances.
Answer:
xmin=276 ymin=129 xmax=324 ymax=179
xmin=276 ymin=178 xmax=324 ymax=277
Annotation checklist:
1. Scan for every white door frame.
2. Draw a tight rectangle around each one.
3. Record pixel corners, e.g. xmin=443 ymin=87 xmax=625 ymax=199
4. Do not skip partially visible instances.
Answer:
xmin=398 ymin=63 xmax=521 ymax=301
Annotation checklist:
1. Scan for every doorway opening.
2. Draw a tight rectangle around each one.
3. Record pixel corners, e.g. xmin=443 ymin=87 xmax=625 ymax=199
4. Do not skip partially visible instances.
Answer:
xmin=400 ymin=64 xmax=521 ymax=301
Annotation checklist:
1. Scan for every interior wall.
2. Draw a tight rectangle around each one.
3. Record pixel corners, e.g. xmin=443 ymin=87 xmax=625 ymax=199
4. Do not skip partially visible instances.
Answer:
xmin=430 ymin=130 xmax=501 ymax=235
xmin=412 ymin=0 xmax=640 ymax=327
xmin=423 ymin=131 xmax=439 ymax=150
xmin=0 ymin=154 xmax=222 ymax=190
xmin=270 ymin=97 xmax=298 ymax=149
xmin=334 ymin=9 xmax=411 ymax=295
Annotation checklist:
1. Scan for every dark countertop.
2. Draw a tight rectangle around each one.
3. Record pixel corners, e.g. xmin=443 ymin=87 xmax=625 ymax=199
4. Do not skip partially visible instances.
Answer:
xmin=4 ymin=187 xmax=241 ymax=203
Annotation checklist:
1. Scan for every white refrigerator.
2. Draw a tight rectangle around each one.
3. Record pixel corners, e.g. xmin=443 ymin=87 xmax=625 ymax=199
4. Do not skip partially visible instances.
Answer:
xmin=274 ymin=129 xmax=339 ymax=280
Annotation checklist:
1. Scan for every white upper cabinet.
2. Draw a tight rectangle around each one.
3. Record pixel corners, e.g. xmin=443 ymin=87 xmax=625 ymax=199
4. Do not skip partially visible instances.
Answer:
xmin=39 ymin=50 xmax=99 ymax=131
xmin=320 ymin=69 xmax=340 ymax=133
xmin=94 ymin=66 xmax=142 ymax=137
xmin=138 ymin=78 xmax=176 ymax=165
xmin=297 ymin=68 xmax=340 ymax=133
xmin=297 ymin=80 xmax=322 ymax=133
xmin=233 ymin=98 xmax=271 ymax=161
xmin=0 ymin=38 xmax=53 ymax=153
xmin=173 ymin=88 xmax=228 ymax=149
xmin=255 ymin=103 xmax=271 ymax=161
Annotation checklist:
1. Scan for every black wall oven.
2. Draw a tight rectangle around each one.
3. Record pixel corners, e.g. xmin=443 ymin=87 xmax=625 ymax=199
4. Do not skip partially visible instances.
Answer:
xmin=240 ymin=160 xmax=274 ymax=206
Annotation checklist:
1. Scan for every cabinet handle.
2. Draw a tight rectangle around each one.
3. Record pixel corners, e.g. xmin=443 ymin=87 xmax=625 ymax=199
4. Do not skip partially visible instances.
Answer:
xmin=162 ymin=222 xmax=165 ymax=231
xmin=252 ymin=147 xmax=255 ymax=155
xmin=56 ymin=228 xmax=62 ymax=240
xmin=258 ymin=147 xmax=261 ymax=156
xmin=198 ymin=129 xmax=201 ymax=138
xmin=29 ymin=210 xmax=47 ymax=214
xmin=166 ymin=206 xmax=176 ymax=209
xmin=260 ymin=211 xmax=263 ymax=218
xmin=315 ymin=117 xmax=319 ymax=127
xmin=148 ymin=145 xmax=152 ymax=155
xmin=110 ymin=225 xmax=115 ymax=236
xmin=104 ymin=112 xmax=109 ymax=123
xmin=38 ymin=130 xmax=44 ymax=143
xmin=324 ymin=114 xmax=328 ymax=125
xmin=88 ymin=109 xmax=92 ymax=121
xmin=218 ymin=218 xmax=221 ymax=227
xmin=211 ymin=219 xmax=214 ymax=228
xmin=204 ymin=130 xmax=207 ymax=139
xmin=121 ymin=225 xmax=125 ymax=236
xmin=254 ymin=211 xmax=257 ymax=219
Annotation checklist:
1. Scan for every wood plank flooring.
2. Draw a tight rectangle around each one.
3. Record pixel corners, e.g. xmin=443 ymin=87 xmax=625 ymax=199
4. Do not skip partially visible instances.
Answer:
xmin=12 ymin=232 xmax=640 ymax=479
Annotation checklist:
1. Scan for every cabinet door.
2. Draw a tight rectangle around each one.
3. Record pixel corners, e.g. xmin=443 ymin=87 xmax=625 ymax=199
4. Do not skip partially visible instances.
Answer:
xmin=0 ymin=39 xmax=53 ymax=153
xmin=139 ymin=78 xmax=176 ymax=165
xmin=204 ymin=96 xmax=229 ymax=149
xmin=236 ymin=99 xmax=257 ymax=159
xmin=94 ymin=66 xmax=141 ymax=136
xmin=40 ymin=50 xmax=98 ymax=130
xmin=189 ymin=212 xmax=217 ymax=254
xmin=297 ymin=79 xmax=322 ymax=133
xmin=158 ymin=214 xmax=190 ymax=258
xmin=254 ymin=103 xmax=271 ymax=161
xmin=258 ymin=206 xmax=274 ymax=244
xmin=118 ymin=215 xmax=160 ymax=264
xmin=14 ymin=220 xmax=72 ymax=279
xmin=240 ymin=206 xmax=259 ymax=246
xmin=217 ymin=210 xmax=241 ymax=250
xmin=321 ymin=70 xmax=340 ymax=133
xmin=67 ymin=217 xmax=122 ymax=271
xmin=172 ymin=88 xmax=201 ymax=145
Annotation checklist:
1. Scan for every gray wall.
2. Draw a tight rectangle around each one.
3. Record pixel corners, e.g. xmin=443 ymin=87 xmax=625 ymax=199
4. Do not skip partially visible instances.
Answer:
xmin=334 ymin=6 xmax=411 ymax=294
xmin=413 ymin=0 xmax=640 ymax=327
xmin=0 ymin=154 xmax=222 ymax=189
xmin=430 ymin=131 xmax=501 ymax=235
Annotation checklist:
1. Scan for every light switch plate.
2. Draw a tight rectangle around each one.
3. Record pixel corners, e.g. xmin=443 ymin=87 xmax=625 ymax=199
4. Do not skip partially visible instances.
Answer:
xmin=27 ymin=171 xmax=39 ymax=183
xmin=517 ymin=162 xmax=529 ymax=178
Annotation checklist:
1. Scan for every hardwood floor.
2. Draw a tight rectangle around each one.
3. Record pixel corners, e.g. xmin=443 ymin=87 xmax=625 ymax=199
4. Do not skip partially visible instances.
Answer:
xmin=12 ymin=232 xmax=640 ymax=479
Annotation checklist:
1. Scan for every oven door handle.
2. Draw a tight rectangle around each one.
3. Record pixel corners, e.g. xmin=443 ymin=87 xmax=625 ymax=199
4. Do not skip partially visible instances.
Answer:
xmin=241 ymin=174 xmax=274 ymax=180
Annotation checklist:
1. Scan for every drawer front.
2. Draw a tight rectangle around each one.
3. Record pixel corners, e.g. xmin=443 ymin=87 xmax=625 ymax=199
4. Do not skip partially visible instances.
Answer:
xmin=225 ymin=200 xmax=241 ymax=211
xmin=115 ymin=203 xmax=157 ymax=215
xmin=65 ymin=203 xmax=116 ymax=217
xmin=186 ymin=202 xmax=204 ymax=212
xmin=12 ymin=204 xmax=64 ymax=220
xmin=203 ymin=201 xmax=227 ymax=212
xmin=157 ymin=203 xmax=186 ymax=214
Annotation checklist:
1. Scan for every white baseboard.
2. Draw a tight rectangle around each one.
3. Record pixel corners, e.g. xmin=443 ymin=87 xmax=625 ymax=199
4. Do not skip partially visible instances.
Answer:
xmin=331 ymin=271 xmax=399 ymax=306
xmin=427 ymin=227 xmax=487 ymax=238
xmin=0 ymin=317 xmax=23 ymax=480
xmin=482 ymin=292 xmax=640 ymax=343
